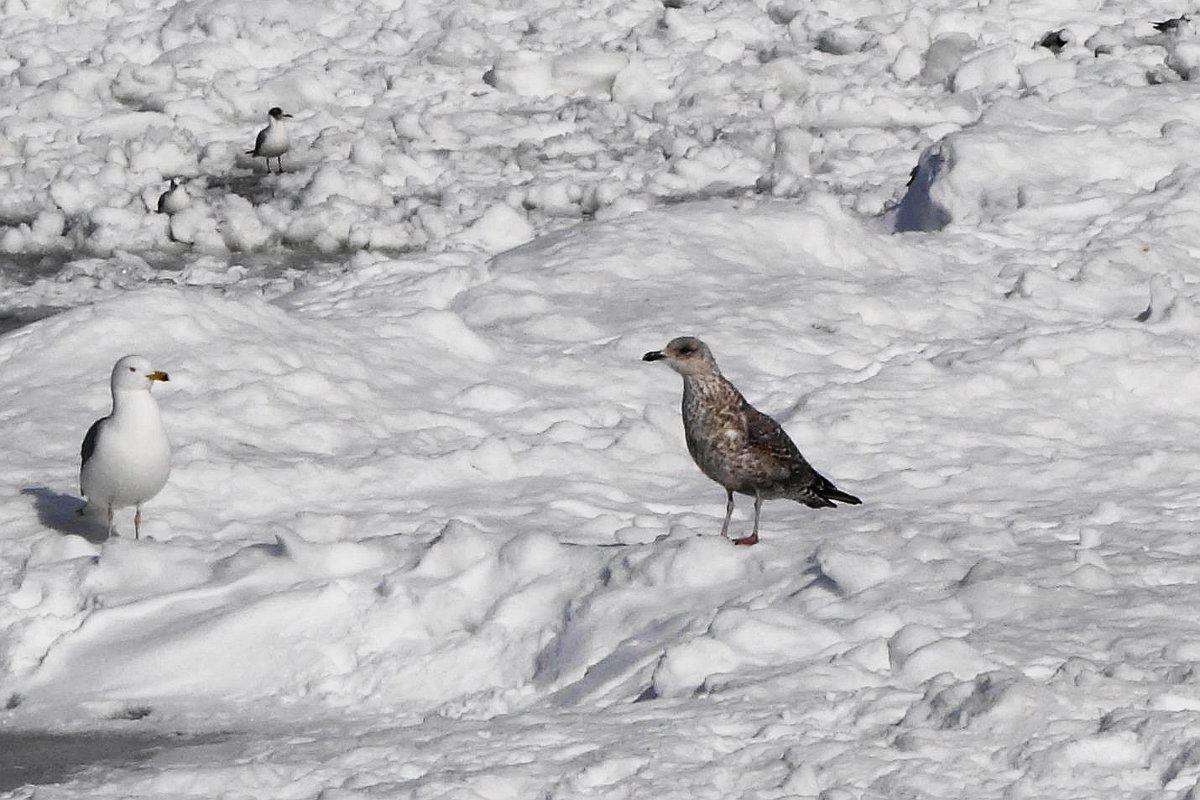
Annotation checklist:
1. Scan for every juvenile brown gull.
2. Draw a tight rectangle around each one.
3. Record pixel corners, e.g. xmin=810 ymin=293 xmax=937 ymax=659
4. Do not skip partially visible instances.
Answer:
xmin=80 ymin=355 xmax=171 ymax=539
xmin=643 ymin=336 xmax=860 ymax=546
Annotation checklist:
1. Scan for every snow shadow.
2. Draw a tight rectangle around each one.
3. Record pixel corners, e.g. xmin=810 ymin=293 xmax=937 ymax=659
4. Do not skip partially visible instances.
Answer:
xmin=0 ymin=731 xmax=220 ymax=792
xmin=892 ymin=144 xmax=951 ymax=233
xmin=22 ymin=487 xmax=108 ymax=544
xmin=205 ymin=172 xmax=282 ymax=206
xmin=0 ymin=307 xmax=59 ymax=335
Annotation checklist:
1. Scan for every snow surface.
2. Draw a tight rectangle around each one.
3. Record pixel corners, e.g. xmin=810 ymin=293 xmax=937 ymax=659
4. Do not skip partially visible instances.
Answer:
xmin=5 ymin=0 xmax=1200 ymax=797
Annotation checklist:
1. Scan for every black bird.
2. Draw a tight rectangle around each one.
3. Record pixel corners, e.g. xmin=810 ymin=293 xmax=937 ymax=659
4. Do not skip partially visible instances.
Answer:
xmin=643 ymin=336 xmax=860 ymax=545
xmin=1037 ymin=29 xmax=1072 ymax=54
xmin=1154 ymin=14 xmax=1192 ymax=34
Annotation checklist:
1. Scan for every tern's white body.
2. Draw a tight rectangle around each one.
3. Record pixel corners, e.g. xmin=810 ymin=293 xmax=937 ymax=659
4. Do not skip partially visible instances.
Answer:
xmin=253 ymin=116 xmax=290 ymax=159
xmin=157 ymin=179 xmax=189 ymax=214
xmin=80 ymin=355 xmax=171 ymax=538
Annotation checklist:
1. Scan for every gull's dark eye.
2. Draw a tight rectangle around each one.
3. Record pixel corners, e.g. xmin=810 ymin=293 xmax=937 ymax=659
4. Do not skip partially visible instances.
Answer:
xmin=129 ymin=366 xmax=136 ymax=371
xmin=677 ymin=344 xmax=695 ymax=355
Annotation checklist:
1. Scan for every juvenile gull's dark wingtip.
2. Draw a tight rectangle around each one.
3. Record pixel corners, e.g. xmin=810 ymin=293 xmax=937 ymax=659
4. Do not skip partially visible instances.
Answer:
xmin=824 ymin=488 xmax=862 ymax=506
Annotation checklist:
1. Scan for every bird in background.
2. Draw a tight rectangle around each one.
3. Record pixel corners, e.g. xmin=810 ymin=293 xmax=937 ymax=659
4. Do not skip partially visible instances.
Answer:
xmin=80 ymin=355 xmax=171 ymax=539
xmin=1153 ymin=14 xmax=1194 ymax=37
xmin=156 ymin=177 xmax=189 ymax=214
xmin=247 ymin=107 xmax=293 ymax=173
xmin=1036 ymin=29 xmax=1072 ymax=54
xmin=643 ymin=336 xmax=860 ymax=546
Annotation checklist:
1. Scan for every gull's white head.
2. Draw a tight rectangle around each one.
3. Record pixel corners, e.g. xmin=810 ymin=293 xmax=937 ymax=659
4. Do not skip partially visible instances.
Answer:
xmin=111 ymin=354 xmax=170 ymax=392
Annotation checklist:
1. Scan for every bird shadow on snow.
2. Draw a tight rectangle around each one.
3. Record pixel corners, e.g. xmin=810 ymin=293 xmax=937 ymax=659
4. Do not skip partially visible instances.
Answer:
xmin=792 ymin=561 xmax=841 ymax=598
xmin=21 ymin=487 xmax=109 ymax=544
xmin=206 ymin=172 xmax=288 ymax=206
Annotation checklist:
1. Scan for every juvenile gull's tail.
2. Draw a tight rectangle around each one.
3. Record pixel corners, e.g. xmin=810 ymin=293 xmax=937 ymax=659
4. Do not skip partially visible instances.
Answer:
xmin=802 ymin=474 xmax=861 ymax=508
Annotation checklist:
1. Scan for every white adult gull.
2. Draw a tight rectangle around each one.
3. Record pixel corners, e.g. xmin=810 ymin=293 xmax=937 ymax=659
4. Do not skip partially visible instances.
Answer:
xmin=79 ymin=355 xmax=171 ymax=539
xmin=247 ymin=106 xmax=293 ymax=174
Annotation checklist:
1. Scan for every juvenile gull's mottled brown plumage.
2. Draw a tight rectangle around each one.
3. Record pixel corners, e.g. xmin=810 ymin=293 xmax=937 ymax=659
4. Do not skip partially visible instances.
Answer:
xmin=643 ymin=336 xmax=860 ymax=545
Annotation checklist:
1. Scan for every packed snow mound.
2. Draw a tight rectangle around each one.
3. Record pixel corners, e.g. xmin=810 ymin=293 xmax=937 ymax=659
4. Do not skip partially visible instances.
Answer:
xmin=901 ymin=83 xmax=1200 ymax=230
xmin=6 ymin=180 xmax=1200 ymax=740
xmin=1 ymin=197 xmax=911 ymax=724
